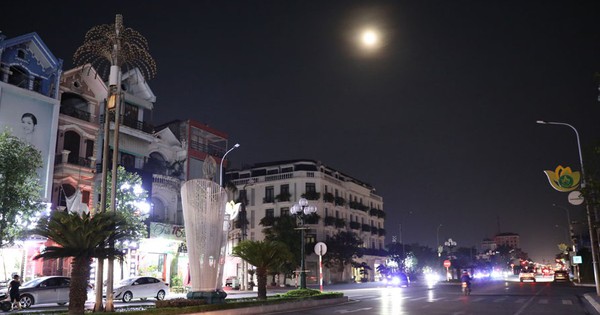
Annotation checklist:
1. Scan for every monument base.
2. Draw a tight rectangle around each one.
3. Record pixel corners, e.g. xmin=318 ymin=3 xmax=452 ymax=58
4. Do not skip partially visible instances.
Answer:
xmin=186 ymin=290 xmax=228 ymax=304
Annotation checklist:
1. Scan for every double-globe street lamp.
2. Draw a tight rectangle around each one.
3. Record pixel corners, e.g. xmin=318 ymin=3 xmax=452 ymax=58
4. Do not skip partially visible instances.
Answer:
xmin=536 ymin=120 xmax=600 ymax=295
xmin=290 ymin=198 xmax=317 ymax=289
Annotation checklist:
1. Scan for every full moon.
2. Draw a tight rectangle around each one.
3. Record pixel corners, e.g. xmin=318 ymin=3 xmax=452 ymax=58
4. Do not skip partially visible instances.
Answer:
xmin=361 ymin=30 xmax=378 ymax=47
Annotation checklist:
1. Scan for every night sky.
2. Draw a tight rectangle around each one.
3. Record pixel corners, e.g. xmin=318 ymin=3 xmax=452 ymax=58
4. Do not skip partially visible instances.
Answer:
xmin=3 ymin=1 xmax=600 ymax=262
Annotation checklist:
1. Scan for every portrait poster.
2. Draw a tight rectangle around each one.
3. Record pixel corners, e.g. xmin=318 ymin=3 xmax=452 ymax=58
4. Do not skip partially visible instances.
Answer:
xmin=0 ymin=83 xmax=60 ymax=201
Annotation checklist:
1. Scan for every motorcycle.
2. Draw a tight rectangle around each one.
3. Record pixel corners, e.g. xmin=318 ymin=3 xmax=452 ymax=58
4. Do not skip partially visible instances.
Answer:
xmin=0 ymin=292 xmax=12 ymax=312
xmin=461 ymin=281 xmax=471 ymax=295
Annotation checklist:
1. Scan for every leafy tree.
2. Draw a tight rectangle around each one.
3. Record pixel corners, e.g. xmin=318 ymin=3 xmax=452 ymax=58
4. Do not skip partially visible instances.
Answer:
xmin=102 ymin=166 xmax=150 ymax=241
xmin=30 ymin=211 xmax=135 ymax=315
xmin=262 ymin=215 xmax=301 ymax=271
xmin=0 ymin=131 xmax=44 ymax=248
xmin=322 ymin=231 xmax=363 ymax=273
xmin=232 ymin=240 xmax=293 ymax=300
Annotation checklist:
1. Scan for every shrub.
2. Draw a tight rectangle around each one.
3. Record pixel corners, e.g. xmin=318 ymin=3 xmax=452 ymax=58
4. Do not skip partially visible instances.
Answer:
xmin=281 ymin=288 xmax=322 ymax=298
xmin=155 ymin=298 xmax=206 ymax=308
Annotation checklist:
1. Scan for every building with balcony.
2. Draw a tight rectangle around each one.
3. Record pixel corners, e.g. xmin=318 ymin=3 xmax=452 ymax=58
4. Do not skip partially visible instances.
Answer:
xmin=225 ymin=159 xmax=386 ymax=284
xmin=0 ymin=32 xmax=62 ymax=280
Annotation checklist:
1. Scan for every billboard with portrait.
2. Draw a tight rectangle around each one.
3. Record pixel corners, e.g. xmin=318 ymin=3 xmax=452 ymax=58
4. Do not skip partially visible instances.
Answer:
xmin=0 ymin=83 xmax=60 ymax=201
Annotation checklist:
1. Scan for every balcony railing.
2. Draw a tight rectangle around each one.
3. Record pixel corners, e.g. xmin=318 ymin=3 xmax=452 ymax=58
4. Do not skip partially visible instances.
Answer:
xmin=101 ymin=113 xmax=153 ymax=133
xmin=60 ymin=107 xmax=93 ymax=122
xmin=55 ymin=154 xmax=92 ymax=168
xmin=189 ymin=140 xmax=225 ymax=157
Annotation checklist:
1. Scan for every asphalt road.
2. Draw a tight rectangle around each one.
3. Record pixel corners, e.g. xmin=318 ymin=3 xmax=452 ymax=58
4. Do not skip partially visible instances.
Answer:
xmin=272 ymin=278 xmax=599 ymax=315
xmin=12 ymin=276 xmax=600 ymax=315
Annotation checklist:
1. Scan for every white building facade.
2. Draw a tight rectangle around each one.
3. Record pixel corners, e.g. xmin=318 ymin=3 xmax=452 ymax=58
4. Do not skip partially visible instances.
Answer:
xmin=226 ymin=159 xmax=387 ymax=285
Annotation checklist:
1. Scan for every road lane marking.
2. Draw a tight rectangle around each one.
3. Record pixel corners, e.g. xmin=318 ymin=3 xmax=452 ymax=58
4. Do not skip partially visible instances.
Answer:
xmin=515 ymin=298 xmax=526 ymax=303
xmin=513 ymin=285 xmax=547 ymax=315
xmin=562 ymin=300 xmax=572 ymax=305
xmin=334 ymin=307 xmax=373 ymax=314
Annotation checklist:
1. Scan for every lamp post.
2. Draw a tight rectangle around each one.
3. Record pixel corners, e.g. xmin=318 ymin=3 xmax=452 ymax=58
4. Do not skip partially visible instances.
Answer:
xmin=239 ymin=179 xmax=254 ymax=291
xmin=436 ymin=224 xmax=443 ymax=257
xmin=219 ymin=143 xmax=240 ymax=187
xmin=536 ymin=120 xmax=600 ymax=295
xmin=290 ymin=198 xmax=317 ymax=289
xmin=555 ymin=224 xmax=570 ymax=244
xmin=553 ymin=204 xmax=574 ymax=246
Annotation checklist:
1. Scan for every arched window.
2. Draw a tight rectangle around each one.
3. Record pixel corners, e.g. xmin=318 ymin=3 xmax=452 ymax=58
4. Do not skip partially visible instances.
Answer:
xmin=60 ymin=93 xmax=91 ymax=122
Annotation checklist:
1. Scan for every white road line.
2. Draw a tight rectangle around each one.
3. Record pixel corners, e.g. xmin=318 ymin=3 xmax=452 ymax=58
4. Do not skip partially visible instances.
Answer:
xmin=562 ymin=299 xmax=573 ymax=305
xmin=514 ymin=285 xmax=547 ymax=315
xmin=515 ymin=298 xmax=527 ymax=303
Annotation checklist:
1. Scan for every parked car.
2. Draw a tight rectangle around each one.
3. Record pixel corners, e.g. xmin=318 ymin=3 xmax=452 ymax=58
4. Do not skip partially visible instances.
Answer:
xmin=18 ymin=276 xmax=71 ymax=308
xmin=111 ymin=276 xmax=168 ymax=303
xmin=553 ymin=270 xmax=570 ymax=282
xmin=519 ymin=269 xmax=536 ymax=282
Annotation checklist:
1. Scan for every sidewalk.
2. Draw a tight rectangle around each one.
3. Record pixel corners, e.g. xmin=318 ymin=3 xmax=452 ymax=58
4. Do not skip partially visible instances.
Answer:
xmin=574 ymin=282 xmax=600 ymax=314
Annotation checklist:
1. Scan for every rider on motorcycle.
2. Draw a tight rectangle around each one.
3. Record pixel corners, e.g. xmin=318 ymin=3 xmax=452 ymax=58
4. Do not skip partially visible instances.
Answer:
xmin=460 ymin=270 xmax=472 ymax=292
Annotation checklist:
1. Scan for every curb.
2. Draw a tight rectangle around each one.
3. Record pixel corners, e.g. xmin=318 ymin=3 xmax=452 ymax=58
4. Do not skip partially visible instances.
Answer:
xmin=185 ymin=296 xmax=349 ymax=315
xmin=585 ymin=293 xmax=600 ymax=314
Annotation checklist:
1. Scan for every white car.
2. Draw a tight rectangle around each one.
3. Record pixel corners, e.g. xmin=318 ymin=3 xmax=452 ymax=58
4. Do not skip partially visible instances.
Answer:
xmin=112 ymin=276 xmax=169 ymax=302
xmin=18 ymin=276 xmax=71 ymax=308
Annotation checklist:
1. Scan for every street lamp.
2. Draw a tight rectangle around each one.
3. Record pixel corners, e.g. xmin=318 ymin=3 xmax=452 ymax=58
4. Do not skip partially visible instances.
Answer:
xmin=290 ymin=198 xmax=317 ymax=289
xmin=219 ymin=143 xmax=240 ymax=187
xmin=436 ymin=224 xmax=443 ymax=257
xmin=553 ymin=204 xmax=574 ymax=246
xmin=536 ymin=120 xmax=600 ymax=295
xmin=555 ymin=224 xmax=570 ymax=244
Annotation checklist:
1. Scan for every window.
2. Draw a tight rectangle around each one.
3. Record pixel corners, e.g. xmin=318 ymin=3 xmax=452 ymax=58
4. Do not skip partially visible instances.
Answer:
xmin=280 ymin=207 xmax=289 ymax=216
xmin=281 ymin=184 xmax=289 ymax=195
xmin=17 ymin=49 xmax=25 ymax=59
xmin=306 ymin=183 xmax=316 ymax=193
xmin=266 ymin=209 xmax=274 ymax=218
xmin=250 ymin=210 xmax=255 ymax=229
xmin=85 ymin=139 xmax=94 ymax=158
xmin=264 ymin=186 xmax=274 ymax=203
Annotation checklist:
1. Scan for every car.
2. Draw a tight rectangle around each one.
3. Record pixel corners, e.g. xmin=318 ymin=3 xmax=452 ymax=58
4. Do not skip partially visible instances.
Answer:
xmin=519 ymin=269 xmax=536 ymax=282
xmin=553 ymin=270 xmax=570 ymax=282
xmin=18 ymin=276 xmax=72 ymax=308
xmin=111 ymin=276 xmax=169 ymax=303
xmin=382 ymin=272 xmax=410 ymax=287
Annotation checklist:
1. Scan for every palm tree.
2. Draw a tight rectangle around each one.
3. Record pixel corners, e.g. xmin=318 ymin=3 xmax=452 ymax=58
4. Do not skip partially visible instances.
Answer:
xmin=232 ymin=240 xmax=293 ymax=300
xmin=30 ymin=211 xmax=135 ymax=315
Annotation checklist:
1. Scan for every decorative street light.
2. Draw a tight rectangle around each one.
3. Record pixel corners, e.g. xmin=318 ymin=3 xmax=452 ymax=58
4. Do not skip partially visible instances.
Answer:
xmin=219 ymin=143 xmax=240 ymax=187
xmin=290 ymin=197 xmax=317 ymax=289
xmin=436 ymin=224 xmax=443 ymax=257
xmin=536 ymin=120 xmax=600 ymax=295
xmin=74 ymin=14 xmax=156 ymax=312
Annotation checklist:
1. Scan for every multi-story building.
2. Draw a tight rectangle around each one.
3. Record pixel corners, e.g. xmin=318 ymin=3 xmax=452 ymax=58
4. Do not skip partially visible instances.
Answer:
xmin=494 ymin=232 xmax=520 ymax=249
xmin=226 ymin=159 xmax=387 ymax=284
xmin=0 ymin=32 xmax=62 ymax=280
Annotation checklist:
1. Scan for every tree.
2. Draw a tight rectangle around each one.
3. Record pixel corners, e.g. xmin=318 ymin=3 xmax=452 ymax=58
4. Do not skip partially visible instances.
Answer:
xmin=103 ymin=166 xmax=150 ymax=241
xmin=262 ymin=215 xmax=302 ymax=272
xmin=0 ymin=131 xmax=44 ymax=248
xmin=231 ymin=240 xmax=293 ymax=300
xmin=30 ymin=211 xmax=135 ymax=315
xmin=322 ymin=231 xmax=363 ymax=275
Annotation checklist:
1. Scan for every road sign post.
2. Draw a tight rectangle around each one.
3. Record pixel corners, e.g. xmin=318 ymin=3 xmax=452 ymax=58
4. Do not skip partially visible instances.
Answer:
xmin=314 ymin=242 xmax=327 ymax=292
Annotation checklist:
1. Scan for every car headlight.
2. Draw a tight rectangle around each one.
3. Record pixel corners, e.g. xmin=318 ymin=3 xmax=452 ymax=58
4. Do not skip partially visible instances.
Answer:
xmin=392 ymin=277 xmax=401 ymax=285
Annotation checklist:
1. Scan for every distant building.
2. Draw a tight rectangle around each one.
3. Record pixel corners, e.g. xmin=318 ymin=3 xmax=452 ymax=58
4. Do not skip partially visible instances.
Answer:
xmin=494 ymin=232 xmax=520 ymax=249
xmin=226 ymin=159 xmax=387 ymax=284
